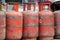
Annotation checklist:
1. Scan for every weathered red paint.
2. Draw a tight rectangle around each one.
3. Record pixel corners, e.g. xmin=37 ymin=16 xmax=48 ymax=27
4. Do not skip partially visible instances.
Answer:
xmin=39 ymin=10 xmax=54 ymax=40
xmin=22 ymin=11 xmax=38 ymax=38
xmin=6 ymin=10 xmax=23 ymax=39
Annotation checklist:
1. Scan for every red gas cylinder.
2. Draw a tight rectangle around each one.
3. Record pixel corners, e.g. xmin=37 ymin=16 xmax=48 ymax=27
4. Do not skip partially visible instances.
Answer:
xmin=54 ymin=10 xmax=60 ymax=38
xmin=22 ymin=11 xmax=38 ymax=38
xmin=6 ymin=10 xmax=23 ymax=39
xmin=0 ymin=11 xmax=6 ymax=40
xmin=39 ymin=10 xmax=55 ymax=40
xmin=22 ymin=38 xmax=37 ymax=40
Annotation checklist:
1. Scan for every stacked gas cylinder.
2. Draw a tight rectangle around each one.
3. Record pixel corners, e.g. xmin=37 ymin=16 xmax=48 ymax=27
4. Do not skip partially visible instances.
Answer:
xmin=0 ymin=3 xmax=55 ymax=40
xmin=1 ymin=3 xmax=60 ymax=40
xmin=0 ymin=9 xmax=55 ymax=40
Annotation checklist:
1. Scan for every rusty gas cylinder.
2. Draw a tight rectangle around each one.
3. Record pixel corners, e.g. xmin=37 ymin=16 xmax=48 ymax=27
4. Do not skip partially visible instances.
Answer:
xmin=54 ymin=10 xmax=60 ymax=38
xmin=22 ymin=38 xmax=37 ymax=40
xmin=6 ymin=10 xmax=23 ymax=39
xmin=0 ymin=11 xmax=6 ymax=40
xmin=39 ymin=10 xmax=55 ymax=40
xmin=22 ymin=11 xmax=38 ymax=38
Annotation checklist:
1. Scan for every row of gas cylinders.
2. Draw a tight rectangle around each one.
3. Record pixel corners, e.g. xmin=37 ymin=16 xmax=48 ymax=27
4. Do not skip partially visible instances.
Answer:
xmin=0 ymin=10 xmax=60 ymax=40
